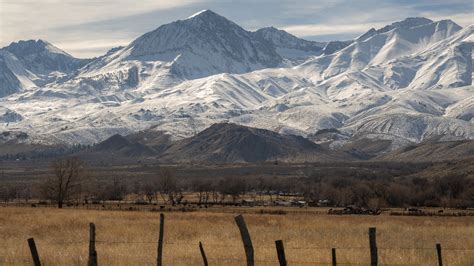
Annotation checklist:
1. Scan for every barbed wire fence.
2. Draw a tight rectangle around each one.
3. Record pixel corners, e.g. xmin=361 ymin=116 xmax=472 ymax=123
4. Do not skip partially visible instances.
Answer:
xmin=23 ymin=214 xmax=473 ymax=266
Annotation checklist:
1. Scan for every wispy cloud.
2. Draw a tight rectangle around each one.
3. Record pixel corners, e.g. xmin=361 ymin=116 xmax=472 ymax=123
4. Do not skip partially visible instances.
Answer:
xmin=54 ymin=39 xmax=131 ymax=58
xmin=0 ymin=0 xmax=204 ymax=56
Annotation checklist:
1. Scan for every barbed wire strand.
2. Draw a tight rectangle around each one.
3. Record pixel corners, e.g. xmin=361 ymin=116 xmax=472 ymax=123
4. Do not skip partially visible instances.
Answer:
xmin=24 ymin=239 xmax=474 ymax=251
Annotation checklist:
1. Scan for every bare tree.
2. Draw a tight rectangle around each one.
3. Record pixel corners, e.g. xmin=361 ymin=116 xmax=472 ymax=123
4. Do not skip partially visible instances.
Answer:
xmin=263 ymin=178 xmax=278 ymax=203
xmin=143 ymin=182 xmax=155 ymax=204
xmin=17 ymin=183 xmax=32 ymax=203
xmin=192 ymin=179 xmax=211 ymax=204
xmin=210 ymin=180 xmax=220 ymax=204
xmin=219 ymin=177 xmax=246 ymax=204
xmin=156 ymin=168 xmax=183 ymax=205
xmin=0 ymin=184 xmax=12 ymax=203
xmin=103 ymin=179 xmax=128 ymax=202
xmin=42 ymin=157 xmax=85 ymax=208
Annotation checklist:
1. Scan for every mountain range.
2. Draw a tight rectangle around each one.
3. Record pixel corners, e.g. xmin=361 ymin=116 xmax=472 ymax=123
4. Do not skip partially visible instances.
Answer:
xmin=0 ymin=10 xmax=472 ymax=159
xmin=77 ymin=122 xmax=474 ymax=163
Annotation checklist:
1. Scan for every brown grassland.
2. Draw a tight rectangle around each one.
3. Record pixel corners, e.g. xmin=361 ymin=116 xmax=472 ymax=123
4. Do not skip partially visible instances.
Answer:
xmin=0 ymin=206 xmax=473 ymax=265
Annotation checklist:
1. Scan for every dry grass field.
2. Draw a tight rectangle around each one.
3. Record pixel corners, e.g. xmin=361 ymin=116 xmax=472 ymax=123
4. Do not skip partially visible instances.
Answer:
xmin=0 ymin=207 xmax=473 ymax=265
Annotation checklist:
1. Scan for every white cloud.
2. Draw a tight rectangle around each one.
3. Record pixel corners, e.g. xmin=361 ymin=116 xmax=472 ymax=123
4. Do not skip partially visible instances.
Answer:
xmin=54 ymin=38 xmax=131 ymax=58
xmin=0 ymin=0 xmax=202 ymax=48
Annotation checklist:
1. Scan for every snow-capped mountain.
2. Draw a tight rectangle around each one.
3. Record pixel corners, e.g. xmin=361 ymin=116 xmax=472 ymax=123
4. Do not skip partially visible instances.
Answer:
xmin=254 ymin=27 xmax=326 ymax=62
xmin=0 ymin=11 xmax=472 ymax=152
xmin=0 ymin=40 xmax=90 ymax=97
xmin=4 ymin=40 xmax=90 ymax=74
xmin=0 ymin=51 xmax=28 ymax=97
xmin=357 ymin=17 xmax=434 ymax=42
xmin=115 ymin=9 xmax=282 ymax=79
xmin=321 ymin=40 xmax=353 ymax=55
xmin=298 ymin=18 xmax=463 ymax=80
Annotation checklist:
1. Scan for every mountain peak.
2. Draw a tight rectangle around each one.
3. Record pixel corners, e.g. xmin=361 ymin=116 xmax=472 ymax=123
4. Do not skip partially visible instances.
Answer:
xmin=127 ymin=9 xmax=281 ymax=78
xmin=397 ymin=17 xmax=433 ymax=26
xmin=258 ymin=26 xmax=280 ymax=32
xmin=254 ymin=26 xmax=325 ymax=60
xmin=186 ymin=9 xmax=214 ymax=19
xmin=436 ymin=19 xmax=462 ymax=28
xmin=4 ymin=39 xmax=70 ymax=57
xmin=4 ymin=39 xmax=42 ymax=50
xmin=178 ymin=9 xmax=244 ymax=31
xmin=35 ymin=39 xmax=49 ymax=46
xmin=255 ymin=26 xmax=299 ymax=40
xmin=0 ymin=38 xmax=90 ymax=93
xmin=355 ymin=17 xmax=461 ymax=44
xmin=184 ymin=9 xmax=231 ymax=23
xmin=377 ymin=17 xmax=434 ymax=33
xmin=356 ymin=28 xmax=377 ymax=41
xmin=160 ymin=123 xmax=331 ymax=163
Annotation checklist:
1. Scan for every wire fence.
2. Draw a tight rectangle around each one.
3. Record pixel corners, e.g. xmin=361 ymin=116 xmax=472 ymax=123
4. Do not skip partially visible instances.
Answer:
xmin=10 ymin=214 xmax=474 ymax=266
xmin=15 ymin=239 xmax=472 ymax=265
xmin=26 ymin=239 xmax=474 ymax=251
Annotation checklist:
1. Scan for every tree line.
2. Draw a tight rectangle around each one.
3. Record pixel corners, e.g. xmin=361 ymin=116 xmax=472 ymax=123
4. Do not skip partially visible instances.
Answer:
xmin=0 ymin=157 xmax=473 ymax=209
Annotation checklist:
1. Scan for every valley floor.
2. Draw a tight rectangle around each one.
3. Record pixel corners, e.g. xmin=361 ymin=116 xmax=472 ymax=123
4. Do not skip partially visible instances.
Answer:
xmin=0 ymin=206 xmax=473 ymax=265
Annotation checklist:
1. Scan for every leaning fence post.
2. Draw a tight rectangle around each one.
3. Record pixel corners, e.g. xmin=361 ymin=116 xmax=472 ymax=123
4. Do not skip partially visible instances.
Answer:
xmin=27 ymin=238 xmax=41 ymax=266
xmin=234 ymin=215 xmax=254 ymax=266
xmin=88 ymin=223 xmax=98 ymax=266
xmin=369 ymin=227 xmax=377 ymax=266
xmin=332 ymin=248 xmax=337 ymax=266
xmin=199 ymin=241 xmax=208 ymax=266
xmin=275 ymin=240 xmax=286 ymax=266
xmin=436 ymin=243 xmax=442 ymax=266
xmin=157 ymin=213 xmax=165 ymax=266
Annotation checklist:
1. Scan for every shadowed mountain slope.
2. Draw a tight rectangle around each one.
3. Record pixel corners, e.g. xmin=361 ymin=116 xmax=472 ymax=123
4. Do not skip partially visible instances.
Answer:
xmin=159 ymin=123 xmax=353 ymax=163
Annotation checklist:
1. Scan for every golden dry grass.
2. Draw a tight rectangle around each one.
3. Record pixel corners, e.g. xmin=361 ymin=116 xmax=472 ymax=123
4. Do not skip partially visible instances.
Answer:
xmin=0 ymin=206 xmax=473 ymax=265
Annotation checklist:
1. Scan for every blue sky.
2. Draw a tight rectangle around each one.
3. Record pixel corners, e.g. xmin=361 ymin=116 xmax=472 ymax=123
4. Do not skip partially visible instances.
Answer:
xmin=1 ymin=0 xmax=472 ymax=58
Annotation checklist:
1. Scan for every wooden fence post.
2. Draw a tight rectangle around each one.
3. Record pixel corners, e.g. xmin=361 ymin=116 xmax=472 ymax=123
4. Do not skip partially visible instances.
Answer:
xmin=234 ymin=215 xmax=254 ymax=266
xmin=436 ymin=243 xmax=442 ymax=266
xmin=88 ymin=223 xmax=98 ymax=266
xmin=275 ymin=240 xmax=286 ymax=266
xmin=332 ymin=248 xmax=336 ymax=266
xmin=27 ymin=238 xmax=41 ymax=266
xmin=369 ymin=227 xmax=377 ymax=266
xmin=199 ymin=241 xmax=208 ymax=266
xmin=157 ymin=213 xmax=164 ymax=266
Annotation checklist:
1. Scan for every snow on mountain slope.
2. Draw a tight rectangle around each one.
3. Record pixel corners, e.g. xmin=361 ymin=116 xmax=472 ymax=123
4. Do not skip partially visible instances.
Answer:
xmin=339 ymin=87 xmax=473 ymax=146
xmin=405 ymin=25 xmax=473 ymax=90
xmin=0 ymin=50 xmax=36 ymax=97
xmin=3 ymin=40 xmax=90 ymax=75
xmin=254 ymin=27 xmax=326 ymax=62
xmin=358 ymin=17 xmax=434 ymax=42
xmin=355 ymin=24 xmax=472 ymax=91
xmin=0 ymin=107 xmax=23 ymax=123
xmin=446 ymin=95 xmax=474 ymax=121
xmin=321 ymin=40 xmax=353 ymax=55
xmin=0 ymin=12 xmax=472 ymax=149
xmin=298 ymin=18 xmax=462 ymax=81
xmin=0 ymin=40 xmax=90 ymax=98
xmin=58 ymin=9 xmax=291 ymax=99
xmin=346 ymin=113 xmax=472 ymax=144
xmin=125 ymin=9 xmax=281 ymax=79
